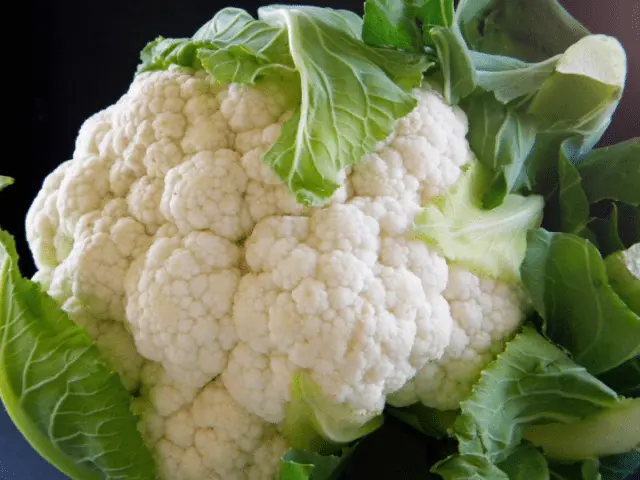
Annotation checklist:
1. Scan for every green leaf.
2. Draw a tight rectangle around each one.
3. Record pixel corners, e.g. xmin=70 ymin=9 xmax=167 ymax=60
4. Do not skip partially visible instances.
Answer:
xmin=138 ymin=37 xmax=197 ymax=72
xmin=576 ymin=138 xmax=640 ymax=207
xmin=456 ymin=0 xmax=590 ymax=63
xmin=0 ymin=176 xmax=13 ymax=192
xmin=138 ymin=7 xmax=429 ymax=206
xmin=414 ymin=165 xmax=544 ymax=283
xmin=429 ymin=24 xmax=477 ymax=104
xmin=432 ymin=454 xmax=508 ymax=480
xmin=197 ymin=45 xmax=296 ymax=85
xmin=139 ymin=8 xmax=295 ymax=74
xmin=597 ymin=357 xmax=640 ymax=398
xmin=279 ymin=449 xmax=349 ymax=480
xmin=496 ymin=444 xmax=550 ymax=480
xmin=192 ymin=7 xmax=294 ymax=65
xmin=557 ymin=141 xmax=590 ymax=235
xmin=362 ymin=0 xmax=454 ymax=52
xmin=0 ymin=230 xmax=155 ymax=480
xmin=524 ymin=398 xmax=640 ymax=461
xmin=599 ymin=452 xmax=640 ymax=480
xmin=522 ymin=34 xmax=627 ymax=196
xmin=452 ymin=326 xmax=620 ymax=463
xmin=282 ymin=372 xmax=383 ymax=454
xmin=605 ymin=243 xmax=640 ymax=315
xmin=469 ymin=51 xmax=560 ymax=104
xmin=386 ymin=404 xmax=458 ymax=439
xmin=521 ymin=229 xmax=640 ymax=374
xmin=362 ymin=0 xmax=424 ymax=52
xmin=461 ymin=92 xmax=536 ymax=208
xmin=363 ymin=1 xmax=470 ymax=104
xmin=259 ymin=5 xmax=429 ymax=205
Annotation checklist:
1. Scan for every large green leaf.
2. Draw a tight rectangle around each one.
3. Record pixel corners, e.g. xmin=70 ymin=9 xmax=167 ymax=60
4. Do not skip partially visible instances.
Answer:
xmin=0 ymin=231 xmax=155 ymax=480
xmin=521 ymin=35 xmax=627 ymax=195
xmin=461 ymin=91 xmax=536 ymax=207
xmin=521 ymin=229 xmax=640 ymax=374
xmin=456 ymin=0 xmax=590 ymax=63
xmin=576 ymin=138 xmax=640 ymax=207
xmin=524 ymin=398 xmax=640 ymax=461
xmin=259 ymin=5 xmax=429 ymax=205
xmin=451 ymin=326 xmax=620 ymax=463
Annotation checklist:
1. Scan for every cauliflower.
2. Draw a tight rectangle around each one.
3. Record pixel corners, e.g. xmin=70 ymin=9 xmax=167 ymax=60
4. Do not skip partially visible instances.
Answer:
xmin=388 ymin=266 xmax=530 ymax=410
xmin=133 ymin=364 xmax=288 ymax=480
xmin=24 ymin=61 xmax=538 ymax=476
xmin=224 ymin=198 xmax=452 ymax=425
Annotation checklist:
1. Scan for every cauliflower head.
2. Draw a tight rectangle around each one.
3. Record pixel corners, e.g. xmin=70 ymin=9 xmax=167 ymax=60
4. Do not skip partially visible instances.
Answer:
xmin=25 ymin=64 xmax=533 ymax=477
xmin=388 ymin=265 xmax=531 ymax=410
xmin=133 ymin=363 xmax=288 ymax=480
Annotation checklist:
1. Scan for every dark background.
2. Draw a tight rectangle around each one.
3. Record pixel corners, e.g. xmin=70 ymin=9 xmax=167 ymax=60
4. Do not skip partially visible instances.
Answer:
xmin=1 ymin=1 xmax=638 ymax=478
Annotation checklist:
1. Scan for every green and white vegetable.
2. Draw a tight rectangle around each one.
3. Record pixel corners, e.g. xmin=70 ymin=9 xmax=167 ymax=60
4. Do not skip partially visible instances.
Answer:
xmin=1 ymin=0 xmax=639 ymax=479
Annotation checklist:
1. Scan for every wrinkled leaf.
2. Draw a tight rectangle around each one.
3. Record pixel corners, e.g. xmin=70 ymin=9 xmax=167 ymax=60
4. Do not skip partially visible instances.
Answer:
xmin=192 ymin=7 xmax=294 ymax=63
xmin=0 ymin=231 xmax=155 ymax=480
xmin=259 ymin=5 xmax=429 ymax=205
xmin=521 ymin=229 xmax=640 ymax=374
xmin=577 ymin=138 xmax=640 ymax=207
xmin=462 ymin=92 xmax=536 ymax=207
xmin=452 ymin=326 xmax=620 ymax=463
